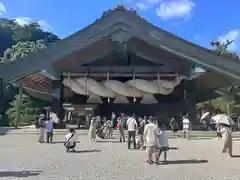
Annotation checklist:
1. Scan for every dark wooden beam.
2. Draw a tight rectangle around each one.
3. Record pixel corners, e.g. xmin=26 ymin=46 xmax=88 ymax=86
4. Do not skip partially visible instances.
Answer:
xmin=62 ymin=65 xmax=177 ymax=74
xmin=56 ymin=50 xmax=113 ymax=72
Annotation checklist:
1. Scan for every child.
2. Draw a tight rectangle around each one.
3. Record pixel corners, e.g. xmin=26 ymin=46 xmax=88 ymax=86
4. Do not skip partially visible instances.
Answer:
xmin=156 ymin=124 xmax=169 ymax=164
xmin=64 ymin=128 xmax=78 ymax=153
xmin=45 ymin=117 xmax=54 ymax=143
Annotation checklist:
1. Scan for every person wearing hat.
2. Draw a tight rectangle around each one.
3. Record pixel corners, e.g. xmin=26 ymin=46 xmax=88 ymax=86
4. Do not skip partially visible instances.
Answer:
xmin=89 ymin=117 xmax=97 ymax=143
xmin=37 ymin=111 xmax=47 ymax=143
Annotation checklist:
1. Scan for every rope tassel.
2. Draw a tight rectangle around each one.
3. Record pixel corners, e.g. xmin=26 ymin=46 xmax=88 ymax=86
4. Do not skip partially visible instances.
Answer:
xmin=84 ymin=72 xmax=88 ymax=96
xmin=157 ymin=73 xmax=160 ymax=94
xmin=107 ymin=72 xmax=110 ymax=103
xmin=67 ymin=73 xmax=71 ymax=86
xmin=133 ymin=72 xmax=136 ymax=102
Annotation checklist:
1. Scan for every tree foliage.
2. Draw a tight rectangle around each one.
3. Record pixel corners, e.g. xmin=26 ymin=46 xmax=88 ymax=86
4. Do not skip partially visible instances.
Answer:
xmin=6 ymin=95 xmax=40 ymax=126
xmin=1 ymin=40 xmax=48 ymax=63
xmin=197 ymin=40 xmax=239 ymax=116
xmin=0 ymin=18 xmax=59 ymax=57
xmin=0 ymin=18 xmax=60 ymax=126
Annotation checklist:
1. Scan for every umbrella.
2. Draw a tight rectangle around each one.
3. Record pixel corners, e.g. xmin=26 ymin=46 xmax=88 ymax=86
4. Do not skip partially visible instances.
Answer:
xmin=200 ymin=112 xmax=210 ymax=120
xmin=211 ymin=114 xmax=235 ymax=125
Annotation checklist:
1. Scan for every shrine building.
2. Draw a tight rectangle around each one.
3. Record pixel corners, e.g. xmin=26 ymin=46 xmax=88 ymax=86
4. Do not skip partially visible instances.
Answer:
xmin=1 ymin=5 xmax=240 ymax=125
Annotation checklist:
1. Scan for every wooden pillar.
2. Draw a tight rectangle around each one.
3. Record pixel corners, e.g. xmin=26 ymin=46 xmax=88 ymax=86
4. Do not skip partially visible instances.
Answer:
xmin=182 ymin=80 xmax=197 ymax=123
xmin=15 ymin=80 xmax=23 ymax=128
xmin=51 ymin=77 xmax=64 ymax=123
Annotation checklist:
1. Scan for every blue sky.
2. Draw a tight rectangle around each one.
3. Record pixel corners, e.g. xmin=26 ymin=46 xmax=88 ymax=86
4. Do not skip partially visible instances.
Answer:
xmin=0 ymin=0 xmax=239 ymax=51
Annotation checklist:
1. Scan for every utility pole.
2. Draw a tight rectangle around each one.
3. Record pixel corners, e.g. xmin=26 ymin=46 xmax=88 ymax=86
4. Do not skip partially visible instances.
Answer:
xmin=15 ymin=81 xmax=23 ymax=128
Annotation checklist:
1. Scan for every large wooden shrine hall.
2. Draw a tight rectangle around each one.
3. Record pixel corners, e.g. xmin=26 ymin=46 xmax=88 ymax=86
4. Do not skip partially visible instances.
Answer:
xmin=1 ymin=5 xmax=240 ymax=123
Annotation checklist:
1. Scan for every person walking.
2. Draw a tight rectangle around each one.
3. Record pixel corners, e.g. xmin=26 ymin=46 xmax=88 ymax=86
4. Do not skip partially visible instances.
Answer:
xmin=117 ymin=113 xmax=125 ymax=142
xmin=45 ymin=117 xmax=54 ymax=143
xmin=89 ymin=117 xmax=97 ymax=143
xmin=111 ymin=112 xmax=116 ymax=129
xmin=37 ymin=113 xmax=46 ymax=143
xmin=126 ymin=115 xmax=137 ymax=149
xmin=182 ymin=115 xmax=191 ymax=139
xmin=155 ymin=124 xmax=169 ymax=164
xmin=138 ymin=117 xmax=147 ymax=150
xmin=144 ymin=118 xmax=158 ymax=164
xmin=170 ymin=117 xmax=178 ymax=137
xmin=220 ymin=123 xmax=233 ymax=157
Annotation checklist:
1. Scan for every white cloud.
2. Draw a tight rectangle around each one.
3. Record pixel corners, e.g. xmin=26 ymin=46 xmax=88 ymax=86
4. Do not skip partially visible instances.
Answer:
xmin=38 ymin=20 xmax=52 ymax=32
xmin=0 ymin=1 xmax=6 ymax=16
xmin=156 ymin=0 xmax=195 ymax=20
xmin=134 ymin=0 xmax=162 ymax=11
xmin=218 ymin=30 xmax=240 ymax=51
xmin=136 ymin=3 xmax=149 ymax=10
xmin=15 ymin=17 xmax=33 ymax=26
xmin=14 ymin=17 xmax=52 ymax=32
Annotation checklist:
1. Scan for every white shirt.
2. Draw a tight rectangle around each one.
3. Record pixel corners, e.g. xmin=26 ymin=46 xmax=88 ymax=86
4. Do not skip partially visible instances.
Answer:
xmin=220 ymin=126 xmax=231 ymax=134
xmin=126 ymin=117 xmax=137 ymax=131
xmin=65 ymin=133 xmax=78 ymax=146
xmin=182 ymin=118 xmax=190 ymax=129
xmin=45 ymin=119 xmax=53 ymax=132
xmin=158 ymin=129 xmax=168 ymax=148
xmin=144 ymin=123 xmax=158 ymax=147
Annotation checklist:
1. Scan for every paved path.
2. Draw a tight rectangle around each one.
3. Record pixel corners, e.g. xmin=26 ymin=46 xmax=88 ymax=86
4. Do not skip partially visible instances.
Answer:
xmin=1 ymin=134 xmax=240 ymax=179
xmin=1 ymin=127 xmax=240 ymax=138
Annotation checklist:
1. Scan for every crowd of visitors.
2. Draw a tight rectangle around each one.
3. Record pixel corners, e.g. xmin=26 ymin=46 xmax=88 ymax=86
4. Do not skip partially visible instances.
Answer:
xmin=36 ymin=110 xmax=234 ymax=163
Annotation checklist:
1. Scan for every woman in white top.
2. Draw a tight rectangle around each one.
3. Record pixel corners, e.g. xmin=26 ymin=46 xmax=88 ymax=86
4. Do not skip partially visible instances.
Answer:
xmin=89 ymin=117 xmax=97 ymax=143
xmin=144 ymin=119 xmax=158 ymax=164
xmin=220 ymin=123 xmax=232 ymax=157
xmin=182 ymin=115 xmax=191 ymax=139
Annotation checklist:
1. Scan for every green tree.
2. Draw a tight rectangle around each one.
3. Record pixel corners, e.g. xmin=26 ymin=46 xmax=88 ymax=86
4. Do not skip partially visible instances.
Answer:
xmin=198 ymin=40 xmax=240 ymax=116
xmin=0 ymin=18 xmax=60 ymax=126
xmin=6 ymin=95 xmax=39 ymax=126
xmin=1 ymin=40 xmax=48 ymax=63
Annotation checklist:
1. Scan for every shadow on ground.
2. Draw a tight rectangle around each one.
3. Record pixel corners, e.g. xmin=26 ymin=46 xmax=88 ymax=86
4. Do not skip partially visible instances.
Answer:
xmin=96 ymin=140 xmax=122 ymax=143
xmin=159 ymin=159 xmax=208 ymax=165
xmin=158 ymin=159 xmax=208 ymax=165
xmin=51 ymin=141 xmax=80 ymax=144
xmin=231 ymin=155 xmax=240 ymax=158
xmin=70 ymin=149 xmax=102 ymax=153
xmin=168 ymin=147 xmax=178 ymax=150
xmin=0 ymin=170 xmax=42 ymax=177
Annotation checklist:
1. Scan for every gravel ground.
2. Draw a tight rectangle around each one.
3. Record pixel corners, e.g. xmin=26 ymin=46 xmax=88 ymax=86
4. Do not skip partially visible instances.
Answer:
xmin=0 ymin=133 xmax=240 ymax=180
